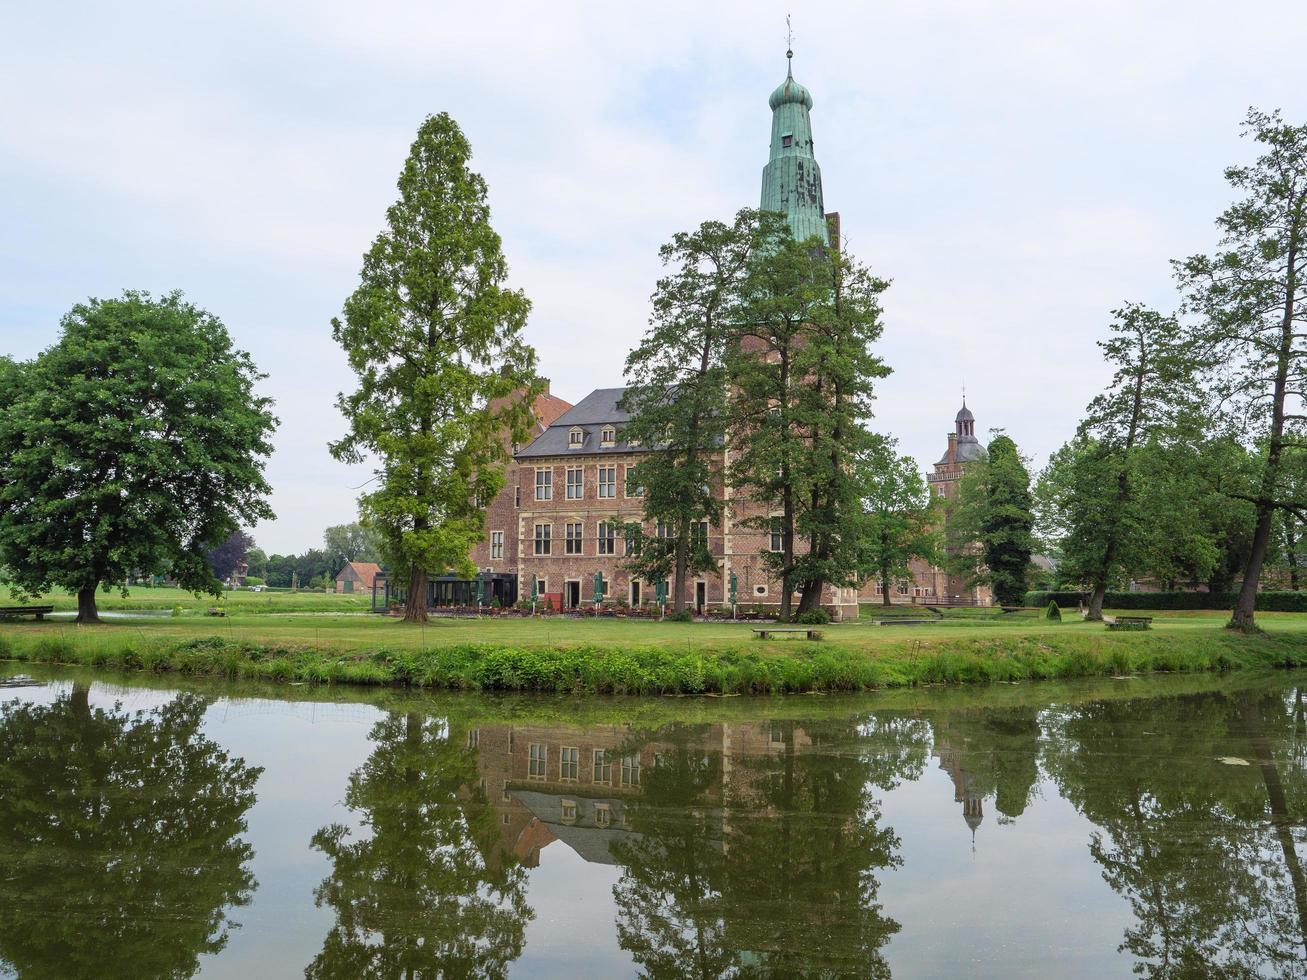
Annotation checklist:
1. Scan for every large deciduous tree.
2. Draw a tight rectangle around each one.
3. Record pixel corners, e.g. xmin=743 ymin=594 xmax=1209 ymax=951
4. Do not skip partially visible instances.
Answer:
xmin=322 ymin=522 xmax=381 ymax=576
xmin=1037 ymin=304 xmax=1201 ymax=619
xmin=0 ymin=291 xmax=276 ymax=623
xmin=206 ymin=529 xmax=254 ymax=583
xmin=951 ymin=434 xmax=1035 ymax=606
xmin=1176 ymin=108 xmax=1307 ymax=630
xmin=330 ymin=113 xmax=539 ymax=623
xmin=621 ymin=210 xmax=763 ymax=612
xmin=856 ymin=436 xmax=937 ymax=607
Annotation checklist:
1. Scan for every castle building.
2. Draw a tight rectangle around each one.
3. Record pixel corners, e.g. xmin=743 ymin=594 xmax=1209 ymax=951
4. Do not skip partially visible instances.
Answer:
xmin=467 ymin=52 xmax=991 ymax=616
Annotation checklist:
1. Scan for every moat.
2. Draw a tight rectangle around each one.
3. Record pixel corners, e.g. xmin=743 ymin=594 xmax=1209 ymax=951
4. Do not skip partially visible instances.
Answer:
xmin=1 ymin=664 xmax=1304 ymax=978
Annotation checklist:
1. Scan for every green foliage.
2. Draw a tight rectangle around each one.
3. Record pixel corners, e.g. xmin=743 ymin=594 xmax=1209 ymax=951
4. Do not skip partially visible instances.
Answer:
xmin=950 ymin=435 xmax=1035 ymax=605
xmin=796 ymin=609 xmax=831 ymax=625
xmin=1045 ymin=600 xmax=1062 ymax=621
xmin=330 ymin=113 xmax=538 ymax=621
xmin=666 ymin=610 xmax=694 ymax=623
xmin=0 ymin=291 xmax=276 ymax=622
xmin=243 ymin=576 xmax=264 ymax=587
xmin=322 ymin=522 xmax=382 ymax=576
xmin=0 ymin=686 xmax=262 ymax=977
xmin=622 ymin=211 xmax=762 ymax=610
xmin=1174 ymin=108 xmax=1307 ymax=628
xmin=855 ymin=435 xmax=937 ymax=604
xmin=1027 ymin=589 xmax=1307 ymax=612
xmin=727 ymin=222 xmax=891 ymax=618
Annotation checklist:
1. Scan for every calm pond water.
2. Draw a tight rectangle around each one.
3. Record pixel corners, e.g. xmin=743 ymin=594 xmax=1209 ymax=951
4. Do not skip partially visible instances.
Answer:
xmin=0 ymin=664 xmax=1304 ymax=979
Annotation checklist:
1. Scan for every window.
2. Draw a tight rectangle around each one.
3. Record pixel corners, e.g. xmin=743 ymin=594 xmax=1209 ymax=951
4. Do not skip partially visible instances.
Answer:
xmin=755 ymin=584 xmax=768 ymax=596
xmin=568 ymin=427 xmax=584 ymax=448
xmin=515 ymin=485 xmax=521 ymax=508
xmin=490 ymin=531 xmax=504 ymax=560
xmin=621 ymin=754 xmax=641 ymax=787
xmin=598 ymin=465 xmax=616 ymax=498
xmin=601 ymin=426 xmax=616 ymax=446
xmin=534 ymin=523 xmax=551 ymax=555
xmin=528 ymin=743 xmax=547 ymax=779
xmin=897 ymin=583 xmax=910 ymax=595
xmin=626 ymin=528 xmax=643 ymax=557
xmin=593 ymin=749 xmax=612 ymax=783
xmin=535 ymin=578 xmax=547 ymax=597
xmin=770 ymin=726 xmax=784 ymax=744
xmin=627 ymin=468 xmax=644 ymax=497
xmin=467 ymin=729 xmax=480 ymax=749
xmin=595 ymin=804 xmax=612 ymax=828
xmin=535 ymin=468 xmax=552 ymax=500
xmin=769 ymin=517 xmax=783 ymax=553
xmin=502 ymin=813 xmax=511 ymax=825
xmin=565 ymin=522 xmax=583 ymax=555
xmin=566 ymin=467 xmax=583 ymax=499
xmin=782 ymin=133 xmax=793 ymax=148
xmin=598 ymin=522 xmax=616 ymax=555
xmin=690 ymin=520 xmax=709 ymax=551
xmin=561 ymin=800 xmax=577 ymax=823
xmin=656 ymin=522 xmax=670 ymax=540
xmin=630 ymin=580 xmax=642 ymax=606
xmin=560 ymin=746 xmax=579 ymax=781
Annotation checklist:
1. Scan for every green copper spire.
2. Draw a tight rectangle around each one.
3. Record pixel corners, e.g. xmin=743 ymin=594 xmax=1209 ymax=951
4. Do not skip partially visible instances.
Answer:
xmin=760 ymin=46 xmax=828 ymax=244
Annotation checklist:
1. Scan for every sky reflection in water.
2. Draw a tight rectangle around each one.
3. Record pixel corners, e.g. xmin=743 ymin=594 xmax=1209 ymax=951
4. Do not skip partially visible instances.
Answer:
xmin=0 ymin=667 xmax=1304 ymax=979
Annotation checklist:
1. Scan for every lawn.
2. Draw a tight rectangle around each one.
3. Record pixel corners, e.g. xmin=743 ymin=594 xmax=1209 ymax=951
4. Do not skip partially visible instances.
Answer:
xmin=1 ymin=585 xmax=374 ymax=615
xmin=2 ymin=596 xmax=1305 ymax=694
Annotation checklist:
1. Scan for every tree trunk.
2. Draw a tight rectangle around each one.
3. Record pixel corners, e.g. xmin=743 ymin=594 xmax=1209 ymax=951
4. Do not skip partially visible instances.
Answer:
xmin=1285 ymin=517 xmax=1300 ymax=590
xmin=881 ymin=569 xmax=892 ymax=607
xmin=1234 ymin=224 xmax=1298 ymax=630
xmin=404 ymin=565 xmax=429 ymax=623
xmin=673 ymin=531 xmax=688 ymax=614
xmin=1087 ymin=573 xmax=1109 ymax=622
xmin=76 ymin=584 xmax=100 ymax=624
xmin=71 ymin=681 xmax=91 ymax=718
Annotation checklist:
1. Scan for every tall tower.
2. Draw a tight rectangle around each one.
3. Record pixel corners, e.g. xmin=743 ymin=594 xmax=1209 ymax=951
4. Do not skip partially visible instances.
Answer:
xmin=760 ymin=47 xmax=829 ymax=244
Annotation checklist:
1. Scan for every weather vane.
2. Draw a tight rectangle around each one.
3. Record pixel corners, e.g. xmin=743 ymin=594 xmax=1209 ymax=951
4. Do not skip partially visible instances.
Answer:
xmin=786 ymin=14 xmax=794 ymax=60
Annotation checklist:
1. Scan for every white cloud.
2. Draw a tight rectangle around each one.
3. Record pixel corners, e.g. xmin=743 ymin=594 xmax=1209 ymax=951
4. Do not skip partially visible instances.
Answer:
xmin=1 ymin=0 xmax=1303 ymax=552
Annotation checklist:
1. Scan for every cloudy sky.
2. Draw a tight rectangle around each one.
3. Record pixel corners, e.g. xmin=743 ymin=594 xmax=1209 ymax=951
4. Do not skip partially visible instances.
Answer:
xmin=3 ymin=0 xmax=1304 ymax=554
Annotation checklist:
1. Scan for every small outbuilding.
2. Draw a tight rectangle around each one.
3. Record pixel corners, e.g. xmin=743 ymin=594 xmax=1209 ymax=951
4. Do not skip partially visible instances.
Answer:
xmin=335 ymin=561 xmax=381 ymax=595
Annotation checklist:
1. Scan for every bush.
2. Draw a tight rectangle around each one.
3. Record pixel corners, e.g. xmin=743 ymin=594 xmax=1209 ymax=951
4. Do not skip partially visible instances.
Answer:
xmin=666 ymin=610 xmax=693 ymax=623
xmin=1045 ymin=600 xmax=1062 ymax=622
xmin=796 ymin=609 xmax=831 ymax=625
xmin=243 ymin=576 xmax=265 ymax=587
xmin=1024 ymin=589 xmax=1307 ymax=612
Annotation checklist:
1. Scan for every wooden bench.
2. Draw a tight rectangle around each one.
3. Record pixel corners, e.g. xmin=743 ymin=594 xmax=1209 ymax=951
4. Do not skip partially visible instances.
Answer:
xmin=0 ymin=605 xmax=55 ymax=621
xmin=752 ymin=627 xmax=824 ymax=641
xmin=1107 ymin=615 xmax=1153 ymax=631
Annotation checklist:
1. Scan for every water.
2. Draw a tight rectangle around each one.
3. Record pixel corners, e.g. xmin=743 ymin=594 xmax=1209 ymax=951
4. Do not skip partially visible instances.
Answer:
xmin=0 ymin=665 xmax=1303 ymax=979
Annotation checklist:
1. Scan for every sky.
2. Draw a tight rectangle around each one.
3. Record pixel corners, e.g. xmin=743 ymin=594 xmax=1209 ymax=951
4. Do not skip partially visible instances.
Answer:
xmin=2 ymin=0 xmax=1305 ymax=555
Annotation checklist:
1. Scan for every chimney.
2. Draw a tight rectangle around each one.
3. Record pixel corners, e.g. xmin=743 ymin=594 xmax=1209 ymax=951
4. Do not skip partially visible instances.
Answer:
xmin=947 ymin=431 xmax=957 ymax=464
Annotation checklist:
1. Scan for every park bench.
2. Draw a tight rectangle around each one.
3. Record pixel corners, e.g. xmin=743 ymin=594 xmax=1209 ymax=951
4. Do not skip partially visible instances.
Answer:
xmin=752 ymin=627 xmax=824 ymax=641
xmin=0 ymin=605 xmax=54 ymax=621
xmin=1107 ymin=615 xmax=1153 ymax=631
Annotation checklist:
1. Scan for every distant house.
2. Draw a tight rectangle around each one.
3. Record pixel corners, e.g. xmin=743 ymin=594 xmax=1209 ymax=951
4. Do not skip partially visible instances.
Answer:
xmin=335 ymin=561 xmax=381 ymax=595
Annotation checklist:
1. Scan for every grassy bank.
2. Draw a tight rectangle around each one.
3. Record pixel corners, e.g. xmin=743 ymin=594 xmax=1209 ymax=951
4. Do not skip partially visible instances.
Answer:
xmin=3 ymin=608 xmax=1305 ymax=694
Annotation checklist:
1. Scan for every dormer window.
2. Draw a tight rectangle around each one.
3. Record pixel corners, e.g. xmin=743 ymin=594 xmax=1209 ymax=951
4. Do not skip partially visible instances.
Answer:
xmin=568 ymin=427 xmax=584 ymax=448
xmin=781 ymin=134 xmax=793 ymax=148
xmin=600 ymin=426 xmax=616 ymax=446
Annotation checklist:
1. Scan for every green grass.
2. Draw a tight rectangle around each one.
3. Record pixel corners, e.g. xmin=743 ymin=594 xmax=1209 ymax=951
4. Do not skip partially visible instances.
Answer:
xmin=2 ymin=603 xmax=1305 ymax=695
xmin=1 ymin=585 xmax=374 ymax=615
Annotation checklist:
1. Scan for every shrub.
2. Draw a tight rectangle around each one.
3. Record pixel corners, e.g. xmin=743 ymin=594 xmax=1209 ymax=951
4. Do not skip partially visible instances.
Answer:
xmin=796 ymin=609 xmax=831 ymax=625
xmin=666 ymin=610 xmax=693 ymax=623
xmin=244 ymin=576 xmax=265 ymax=587
xmin=1045 ymin=600 xmax=1062 ymax=621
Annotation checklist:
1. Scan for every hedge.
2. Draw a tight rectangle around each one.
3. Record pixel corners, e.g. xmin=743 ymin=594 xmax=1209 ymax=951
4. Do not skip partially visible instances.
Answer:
xmin=1025 ymin=590 xmax=1307 ymax=612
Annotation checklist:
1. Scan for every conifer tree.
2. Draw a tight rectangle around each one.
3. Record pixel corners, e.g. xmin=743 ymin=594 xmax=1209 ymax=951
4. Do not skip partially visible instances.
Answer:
xmin=331 ymin=114 xmax=538 ymax=623
xmin=1176 ymin=108 xmax=1307 ymax=630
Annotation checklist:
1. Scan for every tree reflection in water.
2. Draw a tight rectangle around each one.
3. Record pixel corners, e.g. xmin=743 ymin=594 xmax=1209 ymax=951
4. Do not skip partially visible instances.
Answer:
xmin=0 ymin=682 xmax=261 ymax=980
xmin=611 ymin=715 xmax=931 ymax=978
xmin=307 ymin=712 xmax=532 ymax=979
xmin=1047 ymin=686 xmax=1307 ymax=978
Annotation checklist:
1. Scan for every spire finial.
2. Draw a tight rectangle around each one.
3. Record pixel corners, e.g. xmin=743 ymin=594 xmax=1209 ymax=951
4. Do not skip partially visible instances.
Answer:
xmin=785 ymin=14 xmax=794 ymax=76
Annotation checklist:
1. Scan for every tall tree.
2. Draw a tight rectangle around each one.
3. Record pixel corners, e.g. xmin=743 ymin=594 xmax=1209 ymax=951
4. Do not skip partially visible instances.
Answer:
xmin=726 ymin=226 xmax=825 ymax=620
xmin=1038 ymin=304 xmax=1201 ymax=619
xmin=0 ymin=291 xmax=276 ymax=623
xmin=856 ymin=436 xmax=937 ymax=607
xmin=330 ymin=113 xmax=539 ymax=623
xmin=621 ymin=210 xmax=763 ymax=612
xmin=322 ymin=522 xmax=381 ymax=576
xmin=1176 ymin=108 xmax=1307 ymax=630
xmin=951 ymin=434 xmax=1035 ymax=605
xmin=791 ymin=245 xmax=891 ymax=615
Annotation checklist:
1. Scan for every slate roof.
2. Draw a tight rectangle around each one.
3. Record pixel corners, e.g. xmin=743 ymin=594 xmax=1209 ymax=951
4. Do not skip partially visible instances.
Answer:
xmin=516 ymin=387 xmax=638 ymax=458
xmin=937 ymin=437 xmax=986 ymax=466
